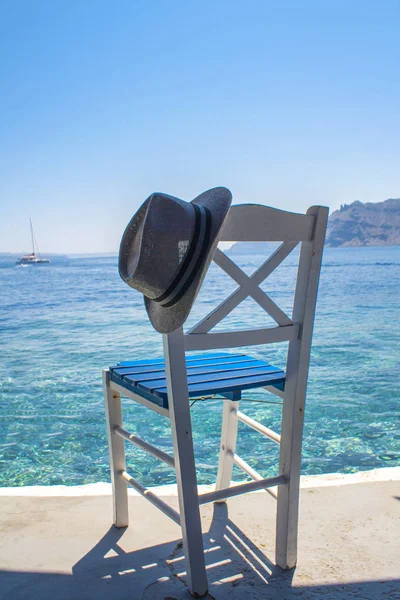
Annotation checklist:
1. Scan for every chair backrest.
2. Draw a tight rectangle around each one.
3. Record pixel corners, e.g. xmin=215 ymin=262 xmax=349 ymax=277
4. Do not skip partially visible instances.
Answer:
xmin=160 ymin=204 xmax=329 ymax=563
xmin=182 ymin=204 xmax=329 ymax=355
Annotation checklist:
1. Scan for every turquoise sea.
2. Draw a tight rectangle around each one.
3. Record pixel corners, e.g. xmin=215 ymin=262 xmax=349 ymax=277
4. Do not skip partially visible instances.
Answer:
xmin=0 ymin=245 xmax=399 ymax=487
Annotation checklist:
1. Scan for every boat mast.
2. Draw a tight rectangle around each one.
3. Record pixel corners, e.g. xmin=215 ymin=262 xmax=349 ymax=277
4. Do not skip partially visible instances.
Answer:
xmin=30 ymin=218 xmax=35 ymax=256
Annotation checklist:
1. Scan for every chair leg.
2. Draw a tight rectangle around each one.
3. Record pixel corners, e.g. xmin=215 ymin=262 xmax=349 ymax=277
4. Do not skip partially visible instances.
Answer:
xmin=275 ymin=387 xmax=304 ymax=569
xmin=103 ymin=370 xmax=129 ymax=528
xmin=163 ymin=330 xmax=208 ymax=598
xmin=215 ymin=399 xmax=240 ymax=498
xmin=275 ymin=459 xmax=301 ymax=569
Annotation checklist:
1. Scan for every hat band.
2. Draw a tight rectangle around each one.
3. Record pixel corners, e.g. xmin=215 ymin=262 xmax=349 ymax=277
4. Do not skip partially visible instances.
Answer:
xmin=153 ymin=204 xmax=211 ymax=308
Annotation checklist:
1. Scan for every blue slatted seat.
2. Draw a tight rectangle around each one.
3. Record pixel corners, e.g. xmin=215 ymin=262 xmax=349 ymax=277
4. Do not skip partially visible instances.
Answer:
xmin=110 ymin=352 xmax=285 ymax=409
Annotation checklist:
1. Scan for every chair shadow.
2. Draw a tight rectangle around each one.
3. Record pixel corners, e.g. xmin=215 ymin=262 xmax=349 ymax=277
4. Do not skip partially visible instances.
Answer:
xmin=72 ymin=501 xmax=292 ymax=597
xmin=1 ymin=502 xmax=399 ymax=599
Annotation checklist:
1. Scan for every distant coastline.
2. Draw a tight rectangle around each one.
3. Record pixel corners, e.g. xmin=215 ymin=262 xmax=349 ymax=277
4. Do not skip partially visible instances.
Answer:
xmin=326 ymin=198 xmax=400 ymax=247
xmin=2 ymin=197 xmax=400 ymax=258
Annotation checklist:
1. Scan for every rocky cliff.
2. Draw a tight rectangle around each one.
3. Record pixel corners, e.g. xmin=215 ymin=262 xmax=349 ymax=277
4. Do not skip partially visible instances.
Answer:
xmin=326 ymin=198 xmax=400 ymax=247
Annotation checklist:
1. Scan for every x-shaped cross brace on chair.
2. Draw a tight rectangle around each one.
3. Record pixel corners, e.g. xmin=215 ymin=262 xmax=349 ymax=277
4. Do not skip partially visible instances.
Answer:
xmin=189 ymin=242 xmax=298 ymax=335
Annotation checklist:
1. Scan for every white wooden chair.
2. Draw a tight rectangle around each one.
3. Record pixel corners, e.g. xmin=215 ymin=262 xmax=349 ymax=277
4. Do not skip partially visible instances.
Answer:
xmin=103 ymin=203 xmax=328 ymax=597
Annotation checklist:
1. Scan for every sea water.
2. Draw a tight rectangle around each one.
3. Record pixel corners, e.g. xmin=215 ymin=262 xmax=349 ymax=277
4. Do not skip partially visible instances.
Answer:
xmin=0 ymin=245 xmax=399 ymax=487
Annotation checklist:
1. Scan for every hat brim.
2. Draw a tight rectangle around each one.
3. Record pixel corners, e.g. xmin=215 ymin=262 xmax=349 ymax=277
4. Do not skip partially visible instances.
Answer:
xmin=144 ymin=187 xmax=232 ymax=334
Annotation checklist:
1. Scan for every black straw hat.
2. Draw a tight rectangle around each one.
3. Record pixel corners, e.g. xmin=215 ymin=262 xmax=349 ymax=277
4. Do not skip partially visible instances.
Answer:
xmin=119 ymin=187 xmax=232 ymax=333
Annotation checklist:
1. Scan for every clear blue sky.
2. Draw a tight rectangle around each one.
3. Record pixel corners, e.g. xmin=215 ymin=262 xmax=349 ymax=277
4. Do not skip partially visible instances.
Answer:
xmin=1 ymin=1 xmax=399 ymax=253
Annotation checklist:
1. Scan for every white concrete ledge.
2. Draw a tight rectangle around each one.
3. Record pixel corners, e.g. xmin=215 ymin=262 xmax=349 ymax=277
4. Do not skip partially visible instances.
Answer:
xmin=0 ymin=466 xmax=399 ymax=496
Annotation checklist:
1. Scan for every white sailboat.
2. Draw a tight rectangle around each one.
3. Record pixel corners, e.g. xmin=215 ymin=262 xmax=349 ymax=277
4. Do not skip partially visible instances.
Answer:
xmin=16 ymin=219 xmax=51 ymax=265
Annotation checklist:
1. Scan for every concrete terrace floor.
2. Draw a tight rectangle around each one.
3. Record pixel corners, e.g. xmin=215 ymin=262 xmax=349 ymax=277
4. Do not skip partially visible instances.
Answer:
xmin=0 ymin=469 xmax=399 ymax=600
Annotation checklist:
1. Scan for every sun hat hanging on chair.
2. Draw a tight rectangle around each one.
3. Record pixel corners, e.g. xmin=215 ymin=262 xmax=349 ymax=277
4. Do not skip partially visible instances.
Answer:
xmin=118 ymin=186 xmax=232 ymax=333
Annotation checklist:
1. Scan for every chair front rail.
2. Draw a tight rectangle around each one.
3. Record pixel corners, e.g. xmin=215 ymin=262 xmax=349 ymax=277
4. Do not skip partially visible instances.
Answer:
xmin=184 ymin=324 xmax=299 ymax=352
xmin=264 ymin=384 xmax=285 ymax=399
xmin=236 ymin=410 xmax=281 ymax=444
xmin=121 ymin=470 xmax=181 ymax=525
xmin=114 ymin=426 xmax=175 ymax=468
xmin=110 ymin=380 xmax=169 ymax=418
xmin=232 ymin=452 xmax=278 ymax=499
xmin=198 ymin=474 xmax=287 ymax=505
